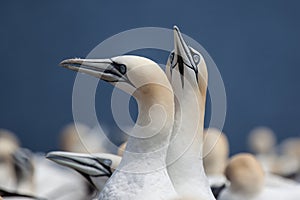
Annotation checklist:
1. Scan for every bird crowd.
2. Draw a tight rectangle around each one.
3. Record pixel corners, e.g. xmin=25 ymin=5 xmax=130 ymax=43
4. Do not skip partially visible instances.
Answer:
xmin=1 ymin=26 xmax=300 ymax=200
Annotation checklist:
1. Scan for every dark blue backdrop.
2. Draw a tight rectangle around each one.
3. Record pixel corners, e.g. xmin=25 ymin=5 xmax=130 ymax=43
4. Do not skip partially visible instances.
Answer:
xmin=1 ymin=0 xmax=299 ymax=154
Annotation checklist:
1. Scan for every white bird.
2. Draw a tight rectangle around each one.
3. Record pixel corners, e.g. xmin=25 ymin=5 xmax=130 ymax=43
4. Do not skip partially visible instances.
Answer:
xmin=165 ymin=26 xmax=215 ymax=199
xmin=0 ymin=129 xmax=20 ymax=190
xmin=60 ymin=55 xmax=177 ymax=199
xmin=0 ymin=130 xmax=87 ymax=200
xmin=275 ymin=138 xmax=300 ymax=179
xmin=219 ymin=153 xmax=300 ymax=200
xmin=247 ymin=127 xmax=299 ymax=186
xmin=45 ymin=142 xmax=127 ymax=199
xmin=11 ymin=148 xmax=35 ymax=195
xmin=203 ymin=128 xmax=229 ymax=197
xmin=46 ymin=151 xmax=121 ymax=195
xmin=32 ymin=153 xmax=87 ymax=200
xmin=248 ymin=126 xmax=277 ymax=172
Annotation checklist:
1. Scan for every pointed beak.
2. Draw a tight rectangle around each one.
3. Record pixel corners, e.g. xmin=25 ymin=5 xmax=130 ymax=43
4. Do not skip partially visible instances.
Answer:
xmin=46 ymin=151 xmax=112 ymax=177
xmin=59 ymin=58 xmax=126 ymax=82
xmin=173 ymin=26 xmax=194 ymax=68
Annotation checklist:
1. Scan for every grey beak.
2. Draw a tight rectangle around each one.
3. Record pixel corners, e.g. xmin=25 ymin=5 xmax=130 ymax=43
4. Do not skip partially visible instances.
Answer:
xmin=59 ymin=58 xmax=126 ymax=82
xmin=173 ymin=26 xmax=194 ymax=68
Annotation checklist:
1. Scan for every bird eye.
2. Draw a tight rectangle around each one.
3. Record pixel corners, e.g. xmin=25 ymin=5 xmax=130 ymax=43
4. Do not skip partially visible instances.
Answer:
xmin=119 ymin=64 xmax=126 ymax=74
xmin=193 ymin=54 xmax=200 ymax=64
xmin=103 ymin=159 xmax=112 ymax=166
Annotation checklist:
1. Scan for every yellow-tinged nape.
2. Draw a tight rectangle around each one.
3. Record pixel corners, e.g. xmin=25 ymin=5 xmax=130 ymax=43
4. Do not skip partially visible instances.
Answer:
xmin=117 ymin=141 xmax=127 ymax=157
xmin=60 ymin=56 xmax=174 ymax=137
xmin=203 ymin=128 xmax=229 ymax=175
xmin=225 ymin=153 xmax=265 ymax=194
xmin=110 ymin=56 xmax=175 ymax=141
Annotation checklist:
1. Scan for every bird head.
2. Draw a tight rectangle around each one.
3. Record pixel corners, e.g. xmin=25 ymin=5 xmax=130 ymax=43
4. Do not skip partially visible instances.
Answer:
xmin=166 ymin=26 xmax=208 ymax=98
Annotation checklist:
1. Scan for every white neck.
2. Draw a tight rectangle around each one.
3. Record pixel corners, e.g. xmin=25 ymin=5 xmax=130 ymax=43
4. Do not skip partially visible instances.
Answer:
xmin=120 ymin=85 xmax=174 ymax=172
xmin=167 ymin=80 xmax=215 ymax=199
xmin=100 ymin=84 xmax=176 ymax=199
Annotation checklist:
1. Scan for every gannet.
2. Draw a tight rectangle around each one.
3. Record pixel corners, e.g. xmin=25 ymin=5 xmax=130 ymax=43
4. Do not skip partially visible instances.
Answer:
xmin=0 ymin=131 xmax=85 ymax=199
xmin=46 ymin=142 xmax=125 ymax=197
xmin=12 ymin=148 xmax=35 ymax=195
xmin=0 ymin=129 xmax=20 ymax=190
xmin=248 ymin=127 xmax=277 ymax=172
xmin=219 ymin=153 xmax=300 ymax=200
xmin=46 ymin=151 xmax=121 ymax=195
xmin=32 ymin=153 xmax=87 ymax=200
xmin=276 ymin=138 xmax=300 ymax=179
xmin=60 ymin=55 xmax=177 ymax=199
xmin=165 ymin=26 xmax=215 ymax=199
xmin=203 ymin=128 xmax=229 ymax=198
xmin=0 ymin=148 xmax=47 ymax=199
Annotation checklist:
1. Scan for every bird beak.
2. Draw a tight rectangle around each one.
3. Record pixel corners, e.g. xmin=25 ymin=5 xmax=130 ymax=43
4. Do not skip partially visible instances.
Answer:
xmin=60 ymin=58 xmax=126 ymax=83
xmin=46 ymin=151 xmax=113 ymax=187
xmin=173 ymin=26 xmax=195 ymax=70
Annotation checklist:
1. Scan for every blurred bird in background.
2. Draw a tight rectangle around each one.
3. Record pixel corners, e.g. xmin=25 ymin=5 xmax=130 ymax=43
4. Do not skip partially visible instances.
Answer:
xmin=247 ymin=127 xmax=278 ymax=172
xmin=203 ymin=128 xmax=229 ymax=198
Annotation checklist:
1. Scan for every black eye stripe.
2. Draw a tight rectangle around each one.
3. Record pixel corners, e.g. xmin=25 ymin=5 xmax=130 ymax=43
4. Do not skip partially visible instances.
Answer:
xmin=170 ymin=54 xmax=199 ymax=85
xmin=169 ymin=52 xmax=175 ymax=63
xmin=112 ymin=62 xmax=127 ymax=75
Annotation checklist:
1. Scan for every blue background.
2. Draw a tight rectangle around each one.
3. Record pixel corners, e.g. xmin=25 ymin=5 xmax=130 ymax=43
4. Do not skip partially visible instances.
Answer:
xmin=0 ymin=0 xmax=299 ymax=154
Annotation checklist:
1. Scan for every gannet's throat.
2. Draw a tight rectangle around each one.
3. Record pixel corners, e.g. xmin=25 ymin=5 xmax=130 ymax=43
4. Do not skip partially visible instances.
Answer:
xmin=130 ymin=84 xmax=174 ymax=150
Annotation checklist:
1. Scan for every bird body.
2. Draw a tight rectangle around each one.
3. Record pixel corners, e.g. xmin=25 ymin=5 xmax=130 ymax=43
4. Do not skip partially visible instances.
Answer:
xmin=202 ymin=128 xmax=229 ymax=198
xmin=165 ymin=26 xmax=215 ymax=199
xmin=0 ymin=129 xmax=20 ymax=191
xmin=60 ymin=55 xmax=177 ymax=200
xmin=220 ymin=185 xmax=300 ymax=200
xmin=219 ymin=153 xmax=300 ymax=200
xmin=33 ymin=154 xmax=87 ymax=200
